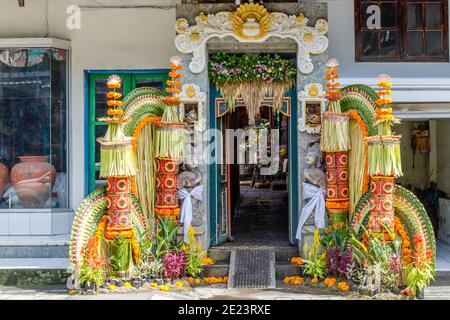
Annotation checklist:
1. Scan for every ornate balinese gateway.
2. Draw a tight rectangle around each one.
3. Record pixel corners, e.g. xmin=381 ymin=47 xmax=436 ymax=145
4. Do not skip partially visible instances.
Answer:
xmin=68 ymin=1 xmax=435 ymax=298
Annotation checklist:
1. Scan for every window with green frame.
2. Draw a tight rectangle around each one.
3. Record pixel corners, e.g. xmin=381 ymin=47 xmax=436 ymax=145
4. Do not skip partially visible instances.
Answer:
xmin=87 ymin=71 xmax=169 ymax=193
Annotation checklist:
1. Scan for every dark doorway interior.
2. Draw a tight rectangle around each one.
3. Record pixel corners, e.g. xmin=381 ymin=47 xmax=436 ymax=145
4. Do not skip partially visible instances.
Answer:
xmin=224 ymin=106 xmax=289 ymax=246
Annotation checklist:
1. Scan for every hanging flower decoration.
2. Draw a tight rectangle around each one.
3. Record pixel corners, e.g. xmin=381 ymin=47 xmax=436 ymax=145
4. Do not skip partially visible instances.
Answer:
xmin=208 ymin=53 xmax=296 ymax=124
xmin=325 ymin=58 xmax=341 ymax=100
xmin=375 ymin=74 xmax=399 ymax=124
xmin=165 ymin=56 xmax=183 ymax=105
xmin=106 ymin=75 xmax=124 ymax=118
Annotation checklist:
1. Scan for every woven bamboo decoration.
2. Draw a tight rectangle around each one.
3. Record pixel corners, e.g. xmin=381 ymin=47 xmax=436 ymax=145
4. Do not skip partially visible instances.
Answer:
xmin=366 ymin=74 xmax=402 ymax=240
xmin=321 ymin=59 xmax=351 ymax=226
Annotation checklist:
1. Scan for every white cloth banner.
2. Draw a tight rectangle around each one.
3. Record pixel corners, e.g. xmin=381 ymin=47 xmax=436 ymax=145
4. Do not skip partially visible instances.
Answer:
xmin=295 ymin=182 xmax=326 ymax=241
xmin=178 ymin=185 xmax=204 ymax=242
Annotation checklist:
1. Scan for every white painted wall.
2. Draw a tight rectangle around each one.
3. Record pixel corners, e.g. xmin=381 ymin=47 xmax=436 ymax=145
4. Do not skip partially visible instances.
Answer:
xmin=0 ymin=0 xmax=180 ymax=213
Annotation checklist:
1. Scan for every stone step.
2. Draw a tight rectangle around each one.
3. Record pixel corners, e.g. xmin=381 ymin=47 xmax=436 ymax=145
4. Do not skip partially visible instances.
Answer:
xmin=0 ymin=245 xmax=69 ymax=258
xmin=275 ymin=247 xmax=299 ymax=262
xmin=202 ymin=264 xmax=229 ymax=278
xmin=206 ymin=248 xmax=231 ymax=263
xmin=0 ymin=258 xmax=70 ymax=287
xmin=275 ymin=261 xmax=302 ymax=280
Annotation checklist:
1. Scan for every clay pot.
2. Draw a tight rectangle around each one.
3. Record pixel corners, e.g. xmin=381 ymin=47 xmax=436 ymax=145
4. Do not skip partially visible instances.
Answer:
xmin=0 ymin=163 xmax=9 ymax=198
xmin=10 ymin=156 xmax=56 ymax=208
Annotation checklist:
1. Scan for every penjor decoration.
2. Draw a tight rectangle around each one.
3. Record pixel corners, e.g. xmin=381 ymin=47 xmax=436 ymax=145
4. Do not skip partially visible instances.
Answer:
xmin=321 ymin=59 xmax=351 ymax=225
xmin=96 ymin=75 xmax=140 ymax=276
xmin=154 ymin=56 xmax=186 ymax=219
xmin=366 ymin=74 xmax=402 ymax=240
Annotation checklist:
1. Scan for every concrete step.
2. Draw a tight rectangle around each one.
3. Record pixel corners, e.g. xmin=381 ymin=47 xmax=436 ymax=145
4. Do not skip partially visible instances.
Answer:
xmin=0 ymin=245 xmax=69 ymax=258
xmin=202 ymin=264 xmax=229 ymax=278
xmin=275 ymin=247 xmax=299 ymax=262
xmin=0 ymin=235 xmax=69 ymax=258
xmin=206 ymin=248 xmax=231 ymax=264
xmin=275 ymin=261 xmax=302 ymax=280
xmin=0 ymin=258 xmax=70 ymax=287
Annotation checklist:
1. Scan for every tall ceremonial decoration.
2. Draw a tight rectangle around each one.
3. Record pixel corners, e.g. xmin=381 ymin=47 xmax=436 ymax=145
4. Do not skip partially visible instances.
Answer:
xmin=321 ymin=59 xmax=351 ymax=225
xmin=154 ymin=56 xmax=186 ymax=219
xmin=366 ymin=74 xmax=402 ymax=240
xmin=97 ymin=75 xmax=140 ymax=275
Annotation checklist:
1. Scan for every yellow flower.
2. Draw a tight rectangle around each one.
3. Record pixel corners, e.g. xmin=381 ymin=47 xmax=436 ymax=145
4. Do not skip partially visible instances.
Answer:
xmin=194 ymin=278 xmax=201 ymax=284
xmin=108 ymin=284 xmax=117 ymax=291
xmin=202 ymin=257 xmax=214 ymax=266
xmin=175 ymin=281 xmax=184 ymax=288
xmin=159 ymin=285 xmax=170 ymax=292
xmin=188 ymin=225 xmax=196 ymax=238
xmin=68 ymin=290 xmax=77 ymax=295
xmin=150 ymin=282 xmax=158 ymax=287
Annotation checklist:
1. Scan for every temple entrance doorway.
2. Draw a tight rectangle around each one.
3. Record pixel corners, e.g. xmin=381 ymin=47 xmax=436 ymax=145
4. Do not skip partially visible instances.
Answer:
xmin=225 ymin=106 xmax=290 ymax=246
xmin=209 ymin=62 xmax=299 ymax=247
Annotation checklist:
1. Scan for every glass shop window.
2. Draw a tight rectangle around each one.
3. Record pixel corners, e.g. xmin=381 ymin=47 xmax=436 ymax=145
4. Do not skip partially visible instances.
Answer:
xmin=0 ymin=48 xmax=68 ymax=209
xmin=355 ymin=0 xmax=449 ymax=62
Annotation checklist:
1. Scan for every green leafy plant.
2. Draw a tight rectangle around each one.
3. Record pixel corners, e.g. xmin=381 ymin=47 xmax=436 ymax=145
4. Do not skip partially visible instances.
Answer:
xmin=183 ymin=225 xmax=207 ymax=277
xmin=405 ymin=234 xmax=434 ymax=295
xmin=79 ymin=264 xmax=106 ymax=289
xmin=140 ymin=216 xmax=182 ymax=259
xmin=303 ymin=229 xmax=327 ymax=279
xmin=109 ymin=234 xmax=132 ymax=272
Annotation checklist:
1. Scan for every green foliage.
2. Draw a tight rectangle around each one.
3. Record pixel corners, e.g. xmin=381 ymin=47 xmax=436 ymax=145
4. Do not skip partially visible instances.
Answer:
xmin=303 ymin=229 xmax=327 ymax=279
xmin=406 ymin=264 xmax=434 ymax=295
xmin=183 ymin=226 xmax=207 ymax=277
xmin=140 ymin=216 xmax=182 ymax=259
xmin=79 ymin=264 xmax=106 ymax=288
xmin=208 ymin=53 xmax=296 ymax=84
xmin=69 ymin=187 xmax=107 ymax=269
xmin=109 ymin=234 xmax=132 ymax=272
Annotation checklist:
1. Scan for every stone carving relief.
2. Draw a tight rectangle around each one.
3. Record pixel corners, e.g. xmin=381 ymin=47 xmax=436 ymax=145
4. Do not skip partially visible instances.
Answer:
xmin=174 ymin=2 xmax=328 ymax=74
xmin=177 ymin=83 xmax=207 ymax=133
xmin=298 ymin=83 xmax=327 ymax=134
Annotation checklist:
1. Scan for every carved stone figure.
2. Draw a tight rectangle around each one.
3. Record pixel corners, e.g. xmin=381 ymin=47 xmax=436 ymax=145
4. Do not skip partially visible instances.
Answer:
xmin=303 ymin=142 xmax=326 ymax=189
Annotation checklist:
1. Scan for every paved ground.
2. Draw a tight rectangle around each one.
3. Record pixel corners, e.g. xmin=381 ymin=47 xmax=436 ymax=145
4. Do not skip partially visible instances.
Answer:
xmin=0 ymin=284 xmax=449 ymax=300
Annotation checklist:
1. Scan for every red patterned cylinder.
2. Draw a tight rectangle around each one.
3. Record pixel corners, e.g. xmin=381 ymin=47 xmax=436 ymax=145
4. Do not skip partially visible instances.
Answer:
xmin=368 ymin=175 xmax=396 ymax=239
xmin=105 ymin=176 xmax=133 ymax=240
xmin=325 ymin=151 xmax=350 ymax=224
xmin=154 ymin=158 xmax=180 ymax=218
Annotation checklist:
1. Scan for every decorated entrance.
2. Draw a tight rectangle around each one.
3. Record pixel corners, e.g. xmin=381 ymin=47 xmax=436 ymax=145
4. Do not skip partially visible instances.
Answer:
xmin=174 ymin=2 xmax=329 ymax=248
xmin=208 ymin=54 xmax=299 ymax=246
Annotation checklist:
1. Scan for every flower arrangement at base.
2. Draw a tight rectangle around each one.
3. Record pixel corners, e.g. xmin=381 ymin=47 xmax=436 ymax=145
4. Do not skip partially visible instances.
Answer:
xmin=182 ymin=225 xmax=207 ymax=277
xmin=283 ymin=276 xmax=305 ymax=285
xmin=163 ymin=251 xmax=186 ymax=280
xmin=303 ymin=229 xmax=327 ymax=279
xmin=405 ymin=234 xmax=434 ymax=296
xmin=290 ymin=257 xmax=304 ymax=265
xmin=203 ymin=276 xmax=228 ymax=284
xmin=338 ymin=281 xmax=349 ymax=292
xmin=324 ymin=277 xmax=336 ymax=288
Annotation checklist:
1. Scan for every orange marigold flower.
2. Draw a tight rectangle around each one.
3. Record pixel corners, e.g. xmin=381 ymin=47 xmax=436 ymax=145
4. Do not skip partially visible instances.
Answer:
xmin=311 ymin=277 xmax=319 ymax=284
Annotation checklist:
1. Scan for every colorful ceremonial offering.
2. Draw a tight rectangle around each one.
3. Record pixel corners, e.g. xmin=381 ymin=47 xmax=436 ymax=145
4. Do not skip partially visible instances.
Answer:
xmin=68 ymin=56 xmax=435 ymax=298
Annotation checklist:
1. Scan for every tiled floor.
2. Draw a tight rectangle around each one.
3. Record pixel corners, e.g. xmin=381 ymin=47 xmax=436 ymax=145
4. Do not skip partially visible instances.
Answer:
xmin=436 ymin=240 xmax=450 ymax=271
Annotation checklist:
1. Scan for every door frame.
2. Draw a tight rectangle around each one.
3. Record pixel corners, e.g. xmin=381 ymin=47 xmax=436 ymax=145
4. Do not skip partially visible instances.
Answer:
xmin=209 ymin=83 xmax=299 ymax=246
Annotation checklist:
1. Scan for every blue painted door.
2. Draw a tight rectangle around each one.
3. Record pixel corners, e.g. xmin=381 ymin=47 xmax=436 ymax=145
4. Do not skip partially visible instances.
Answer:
xmin=209 ymin=85 xmax=299 ymax=245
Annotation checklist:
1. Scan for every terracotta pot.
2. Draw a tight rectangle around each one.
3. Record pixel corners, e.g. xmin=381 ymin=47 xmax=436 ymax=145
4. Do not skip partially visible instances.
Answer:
xmin=10 ymin=156 xmax=56 ymax=208
xmin=0 ymin=162 xmax=9 ymax=198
